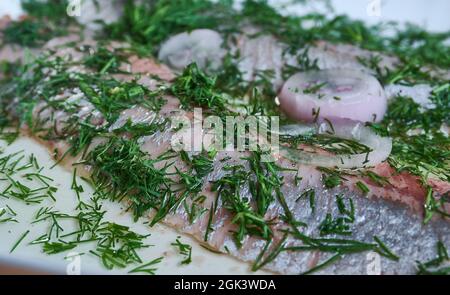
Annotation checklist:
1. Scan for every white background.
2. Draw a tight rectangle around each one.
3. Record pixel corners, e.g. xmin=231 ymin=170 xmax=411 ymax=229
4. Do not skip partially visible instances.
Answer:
xmin=1 ymin=0 xmax=449 ymax=32
xmin=278 ymin=0 xmax=450 ymax=32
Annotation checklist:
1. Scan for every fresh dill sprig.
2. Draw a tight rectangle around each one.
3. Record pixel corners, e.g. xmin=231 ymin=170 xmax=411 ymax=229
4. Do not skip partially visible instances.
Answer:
xmin=2 ymin=0 xmax=72 ymax=47
xmin=84 ymin=46 xmax=127 ymax=74
xmin=416 ymin=241 xmax=450 ymax=275
xmin=319 ymin=194 xmax=355 ymax=236
xmin=43 ymin=241 xmax=78 ymax=254
xmin=246 ymin=150 xmax=284 ymax=216
xmin=90 ymin=222 xmax=151 ymax=270
xmin=0 ymin=151 xmax=58 ymax=204
xmin=211 ymin=164 xmax=272 ymax=247
xmin=2 ymin=19 xmax=53 ymax=47
xmin=170 ymin=63 xmax=228 ymax=115
xmin=252 ymin=233 xmax=288 ymax=271
xmin=10 ymin=230 xmax=30 ymax=253
xmin=360 ymin=170 xmax=391 ymax=187
xmin=180 ymin=150 xmax=216 ymax=179
xmin=128 ymin=257 xmax=164 ymax=275
xmin=301 ymin=253 xmax=342 ymax=275
xmin=424 ymin=188 xmax=450 ymax=224
xmin=21 ymin=0 xmax=71 ymax=22
xmin=303 ymin=82 xmax=327 ymax=95
xmin=376 ymin=85 xmax=449 ymax=221
xmin=381 ymin=85 xmax=449 ymax=183
xmin=0 ymin=205 xmax=18 ymax=224
xmin=0 ymin=129 xmax=19 ymax=145
xmin=88 ymin=137 xmax=175 ymax=221
xmin=171 ymin=237 xmax=193 ymax=265
xmin=317 ymin=167 xmax=347 ymax=189
xmin=299 ymin=188 xmax=316 ymax=213
xmin=355 ymin=181 xmax=370 ymax=195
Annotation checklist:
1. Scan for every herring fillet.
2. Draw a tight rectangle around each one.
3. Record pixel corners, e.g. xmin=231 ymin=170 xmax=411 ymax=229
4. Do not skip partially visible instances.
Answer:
xmin=1 ymin=36 xmax=449 ymax=275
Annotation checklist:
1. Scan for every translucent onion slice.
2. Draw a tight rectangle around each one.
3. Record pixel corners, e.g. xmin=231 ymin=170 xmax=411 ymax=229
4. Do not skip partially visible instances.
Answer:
xmin=279 ymin=69 xmax=387 ymax=123
xmin=75 ymin=0 xmax=124 ymax=30
xmin=278 ymin=119 xmax=392 ymax=168
xmin=158 ymin=29 xmax=226 ymax=72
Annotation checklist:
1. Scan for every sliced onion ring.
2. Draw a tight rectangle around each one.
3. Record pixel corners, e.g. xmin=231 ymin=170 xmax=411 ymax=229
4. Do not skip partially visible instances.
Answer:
xmin=158 ymin=29 xmax=225 ymax=72
xmin=278 ymin=119 xmax=392 ymax=168
xmin=279 ymin=69 xmax=387 ymax=123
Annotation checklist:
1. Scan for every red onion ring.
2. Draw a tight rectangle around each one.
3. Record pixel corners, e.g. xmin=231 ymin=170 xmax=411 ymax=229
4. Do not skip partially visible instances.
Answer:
xmin=158 ymin=29 xmax=225 ymax=72
xmin=279 ymin=69 xmax=388 ymax=123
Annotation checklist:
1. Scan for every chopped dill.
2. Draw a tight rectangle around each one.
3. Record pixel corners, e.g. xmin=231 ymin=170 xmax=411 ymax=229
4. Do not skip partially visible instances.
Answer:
xmin=170 ymin=63 xmax=228 ymax=114
xmin=88 ymin=137 xmax=175 ymax=221
xmin=355 ymin=181 xmax=370 ymax=195
xmin=318 ymin=167 xmax=347 ymax=189
xmin=296 ymin=188 xmax=316 ymax=214
xmin=301 ymin=253 xmax=342 ymax=275
xmin=416 ymin=241 xmax=450 ymax=275
xmin=0 ymin=206 xmax=18 ymax=224
xmin=171 ymin=237 xmax=193 ymax=265
xmin=3 ymin=19 xmax=55 ymax=47
xmin=319 ymin=194 xmax=355 ymax=236
xmin=211 ymin=164 xmax=272 ymax=247
xmin=303 ymin=82 xmax=327 ymax=95
xmin=128 ymin=257 xmax=164 ymax=275
xmin=22 ymin=0 xmax=71 ymax=22
xmin=84 ymin=46 xmax=126 ymax=74
xmin=2 ymin=0 xmax=72 ymax=48
xmin=10 ymin=230 xmax=30 ymax=253
xmin=43 ymin=241 xmax=78 ymax=254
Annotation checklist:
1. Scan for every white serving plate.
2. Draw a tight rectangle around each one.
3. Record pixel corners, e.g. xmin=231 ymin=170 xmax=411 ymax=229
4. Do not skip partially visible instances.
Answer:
xmin=0 ymin=0 xmax=448 ymax=275
xmin=0 ymin=137 xmax=266 ymax=275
